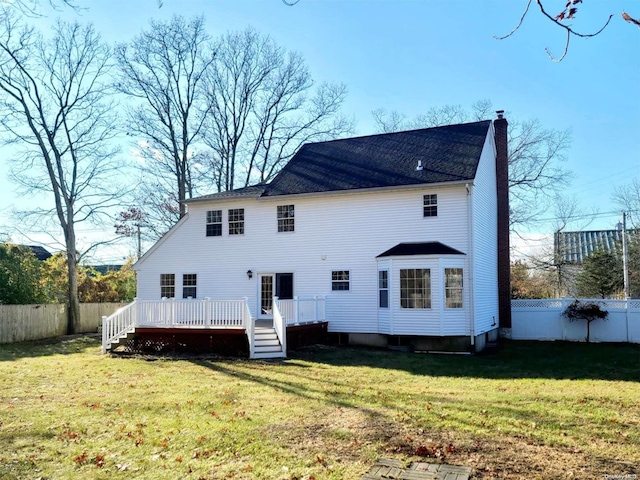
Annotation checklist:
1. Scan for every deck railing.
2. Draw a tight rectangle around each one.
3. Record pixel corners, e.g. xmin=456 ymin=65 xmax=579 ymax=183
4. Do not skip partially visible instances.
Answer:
xmin=276 ymin=296 xmax=326 ymax=325
xmin=272 ymin=297 xmax=287 ymax=357
xmin=137 ymin=298 xmax=247 ymax=328
xmin=102 ymin=297 xmax=253 ymax=353
xmin=244 ymin=299 xmax=255 ymax=358
xmin=102 ymin=301 xmax=138 ymax=354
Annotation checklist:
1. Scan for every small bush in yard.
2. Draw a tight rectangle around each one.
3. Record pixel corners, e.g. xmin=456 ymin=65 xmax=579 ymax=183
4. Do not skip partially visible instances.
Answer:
xmin=562 ymin=299 xmax=609 ymax=342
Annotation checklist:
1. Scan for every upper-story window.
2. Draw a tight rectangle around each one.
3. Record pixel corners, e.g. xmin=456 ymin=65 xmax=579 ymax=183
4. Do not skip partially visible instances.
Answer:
xmin=423 ymin=194 xmax=437 ymax=217
xmin=228 ymin=208 xmax=245 ymax=235
xmin=206 ymin=210 xmax=222 ymax=237
xmin=277 ymin=205 xmax=295 ymax=232
xmin=332 ymin=270 xmax=350 ymax=291
xmin=182 ymin=274 xmax=197 ymax=299
xmin=160 ymin=273 xmax=175 ymax=298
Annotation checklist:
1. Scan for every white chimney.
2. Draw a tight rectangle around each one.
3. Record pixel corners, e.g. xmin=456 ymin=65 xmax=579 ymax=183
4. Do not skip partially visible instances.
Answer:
xmin=416 ymin=160 xmax=423 ymax=171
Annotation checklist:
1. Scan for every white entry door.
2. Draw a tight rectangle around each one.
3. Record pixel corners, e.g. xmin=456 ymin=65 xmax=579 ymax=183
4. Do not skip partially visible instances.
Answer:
xmin=259 ymin=274 xmax=274 ymax=318
xmin=258 ymin=273 xmax=294 ymax=319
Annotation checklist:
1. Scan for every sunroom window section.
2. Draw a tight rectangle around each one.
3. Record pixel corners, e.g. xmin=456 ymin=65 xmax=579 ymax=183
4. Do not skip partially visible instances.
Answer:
xmin=378 ymin=270 xmax=389 ymax=308
xmin=400 ymin=268 xmax=431 ymax=308
xmin=445 ymin=268 xmax=463 ymax=308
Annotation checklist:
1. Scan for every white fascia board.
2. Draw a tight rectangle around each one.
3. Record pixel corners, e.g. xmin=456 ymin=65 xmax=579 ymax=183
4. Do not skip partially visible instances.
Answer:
xmin=256 ymin=180 xmax=472 ymax=203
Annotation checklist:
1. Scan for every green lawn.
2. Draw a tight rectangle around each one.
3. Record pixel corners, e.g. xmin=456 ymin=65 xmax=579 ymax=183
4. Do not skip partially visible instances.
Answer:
xmin=0 ymin=336 xmax=638 ymax=479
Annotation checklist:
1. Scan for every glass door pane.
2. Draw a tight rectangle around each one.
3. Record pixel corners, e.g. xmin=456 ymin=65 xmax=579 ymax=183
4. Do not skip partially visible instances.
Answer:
xmin=260 ymin=274 xmax=274 ymax=317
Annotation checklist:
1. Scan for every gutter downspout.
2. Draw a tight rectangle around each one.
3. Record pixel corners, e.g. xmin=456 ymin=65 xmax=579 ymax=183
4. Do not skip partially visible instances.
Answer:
xmin=466 ymin=183 xmax=476 ymax=348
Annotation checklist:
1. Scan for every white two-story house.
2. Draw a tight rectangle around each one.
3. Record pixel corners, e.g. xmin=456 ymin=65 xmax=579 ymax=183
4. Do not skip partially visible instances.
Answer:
xmin=126 ymin=114 xmax=510 ymax=355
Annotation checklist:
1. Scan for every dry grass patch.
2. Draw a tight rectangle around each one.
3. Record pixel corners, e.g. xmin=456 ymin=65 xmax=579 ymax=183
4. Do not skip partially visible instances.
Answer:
xmin=0 ymin=336 xmax=638 ymax=479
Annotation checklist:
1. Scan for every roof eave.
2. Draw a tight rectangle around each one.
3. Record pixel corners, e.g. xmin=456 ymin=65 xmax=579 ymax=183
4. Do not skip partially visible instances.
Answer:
xmin=260 ymin=179 xmax=473 ymax=200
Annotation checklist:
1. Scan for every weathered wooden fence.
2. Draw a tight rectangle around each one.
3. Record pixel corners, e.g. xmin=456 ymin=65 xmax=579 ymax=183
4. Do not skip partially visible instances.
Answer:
xmin=511 ymin=298 xmax=640 ymax=344
xmin=0 ymin=303 xmax=125 ymax=344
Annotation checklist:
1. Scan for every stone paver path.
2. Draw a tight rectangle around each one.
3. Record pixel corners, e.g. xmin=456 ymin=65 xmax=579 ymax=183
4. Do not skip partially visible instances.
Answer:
xmin=360 ymin=458 xmax=471 ymax=480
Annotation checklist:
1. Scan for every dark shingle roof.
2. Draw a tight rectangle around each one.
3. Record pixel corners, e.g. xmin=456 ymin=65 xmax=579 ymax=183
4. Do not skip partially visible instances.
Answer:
xmin=377 ymin=242 xmax=465 ymax=257
xmin=25 ymin=245 xmax=52 ymax=261
xmin=262 ymin=120 xmax=491 ymax=197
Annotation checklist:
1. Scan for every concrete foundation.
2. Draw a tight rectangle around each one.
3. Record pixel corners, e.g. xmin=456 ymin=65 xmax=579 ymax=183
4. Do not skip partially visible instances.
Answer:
xmin=337 ymin=328 xmax=501 ymax=353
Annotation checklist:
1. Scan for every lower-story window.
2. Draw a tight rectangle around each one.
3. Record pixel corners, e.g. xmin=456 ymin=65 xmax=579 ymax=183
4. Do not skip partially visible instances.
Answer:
xmin=183 ymin=273 xmax=197 ymax=299
xmin=332 ymin=270 xmax=350 ymax=291
xmin=378 ymin=270 xmax=389 ymax=308
xmin=400 ymin=268 xmax=431 ymax=308
xmin=160 ymin=273 xmax=175 ymax=298
xmin=445 ymin=268 xmax=463 ymax=308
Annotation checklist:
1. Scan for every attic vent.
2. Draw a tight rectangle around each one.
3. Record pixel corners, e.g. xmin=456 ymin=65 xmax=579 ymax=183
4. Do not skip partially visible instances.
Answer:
xmin=416 ymin=160 xmax=423 ymax=171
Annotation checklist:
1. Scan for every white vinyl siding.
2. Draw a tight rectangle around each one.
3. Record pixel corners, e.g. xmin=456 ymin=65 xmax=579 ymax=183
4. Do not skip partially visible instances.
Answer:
xmin=471 ymin=130 xmax=500 ymax=334
xmin=136 ymin=181 xmax=476 ymax=334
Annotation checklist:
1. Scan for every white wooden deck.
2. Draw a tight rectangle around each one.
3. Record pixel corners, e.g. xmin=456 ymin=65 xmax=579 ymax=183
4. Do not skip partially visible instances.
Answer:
xmin=102 ymin=296 xmax=327 ymax=358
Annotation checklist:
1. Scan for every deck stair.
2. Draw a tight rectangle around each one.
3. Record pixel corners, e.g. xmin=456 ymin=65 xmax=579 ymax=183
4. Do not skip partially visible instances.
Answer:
xmin=104 ymin=328 xmax=135 ymax=352
xmin=252 ymin=326 xmax=285 ymax=359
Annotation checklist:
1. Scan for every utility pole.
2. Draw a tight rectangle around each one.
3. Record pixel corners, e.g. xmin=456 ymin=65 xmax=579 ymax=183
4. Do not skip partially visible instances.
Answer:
xmin=621 ymin=212 xmax=630 ymax=299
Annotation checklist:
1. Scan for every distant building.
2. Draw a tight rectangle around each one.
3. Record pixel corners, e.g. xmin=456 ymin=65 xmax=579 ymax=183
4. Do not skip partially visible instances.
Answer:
xmin=89 ymin=265 xmax=124 ymax=276
xmin=4 ymin=244 xmax=53 ymax=261
xmin=554 ymin=229 xmax=637 ymax=265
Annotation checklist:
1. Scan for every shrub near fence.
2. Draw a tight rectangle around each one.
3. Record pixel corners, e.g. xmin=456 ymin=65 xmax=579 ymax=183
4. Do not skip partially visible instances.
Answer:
xmin=0 ymin=303 xmax=125 ymax=344
xmin=511 ymin=298 xmax=640 ymax=344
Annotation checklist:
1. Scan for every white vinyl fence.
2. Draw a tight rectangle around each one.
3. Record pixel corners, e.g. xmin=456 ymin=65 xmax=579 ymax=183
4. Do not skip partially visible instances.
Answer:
xmin=511 ymin=298 xmax=640 ymax=343
xmin=0 ymin=303 xmax=125 ymax=344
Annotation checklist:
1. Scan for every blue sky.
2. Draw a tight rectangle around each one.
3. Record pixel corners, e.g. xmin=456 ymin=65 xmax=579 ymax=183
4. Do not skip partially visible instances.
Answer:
xmin=1 ymin=0 xmax=639 ymax=261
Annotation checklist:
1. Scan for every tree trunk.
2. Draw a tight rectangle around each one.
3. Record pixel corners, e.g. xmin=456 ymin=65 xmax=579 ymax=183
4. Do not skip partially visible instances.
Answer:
xmin=66 ymin=245 xmax=80 ymax=334
xmin=64 ymin=208 xmax=80 ymax=334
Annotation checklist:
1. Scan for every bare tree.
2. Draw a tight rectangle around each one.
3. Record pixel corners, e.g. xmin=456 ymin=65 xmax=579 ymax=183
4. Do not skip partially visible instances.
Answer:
xmin=115 ymin=15 xmax=215 ymax=222
xmin=372 ymin=101 xmax=572 ymax=231
xmin=0 ymin=15 xmax=120 ymax=333
xmin=114 ymin=206 xmax=147 ymax=260
xmin=4 ymin=0 xmax=80 ymax=17
xmin=613 ymin=178 xmax=640 ymax=229
xmin=497 ymin=0 xmax=638 ymax=62
xmin=202 ymin=27 xmax=354 ymax=191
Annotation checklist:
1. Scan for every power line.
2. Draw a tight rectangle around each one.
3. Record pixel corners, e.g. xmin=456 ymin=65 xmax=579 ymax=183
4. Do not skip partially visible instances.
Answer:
xmin=524 ymin=209 xmax=639 ymax=225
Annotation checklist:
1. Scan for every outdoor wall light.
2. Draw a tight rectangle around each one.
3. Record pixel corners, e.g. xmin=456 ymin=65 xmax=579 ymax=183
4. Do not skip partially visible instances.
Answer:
xmin=247 ymin=270 xmax=253 ymax=279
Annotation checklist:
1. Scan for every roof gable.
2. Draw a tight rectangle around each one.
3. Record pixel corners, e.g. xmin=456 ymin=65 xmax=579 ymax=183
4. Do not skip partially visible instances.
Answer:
xmin=262 ymin=120 xmax=491 ymax=197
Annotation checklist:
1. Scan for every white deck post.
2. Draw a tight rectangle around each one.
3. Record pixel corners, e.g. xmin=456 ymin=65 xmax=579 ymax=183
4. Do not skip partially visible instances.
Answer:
xmin=204 ymin=297 xmax=211 ymax=326
xmin=133 ymin=297 xmax=139 ymax=327
xmin=101 ymin=315 xmax=107 ymax=354
xmin=243 ymin=297 xmax=255 ymax=358
xmin=294 ymin=296 xmax=299 ymax=324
